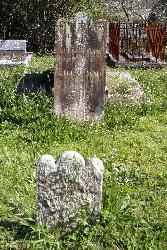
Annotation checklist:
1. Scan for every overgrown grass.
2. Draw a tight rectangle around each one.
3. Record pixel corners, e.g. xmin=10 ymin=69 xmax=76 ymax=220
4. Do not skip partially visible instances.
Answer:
xmin=0 ymin=56 xmax=167 ymax=249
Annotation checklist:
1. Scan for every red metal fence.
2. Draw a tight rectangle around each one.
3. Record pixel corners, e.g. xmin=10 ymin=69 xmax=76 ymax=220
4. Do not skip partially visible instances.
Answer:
xmin=109 ymin=21 xmax=166 ymax=63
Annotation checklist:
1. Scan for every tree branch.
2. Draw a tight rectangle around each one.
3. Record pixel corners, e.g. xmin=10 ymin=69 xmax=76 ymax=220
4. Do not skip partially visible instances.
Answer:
xmin=121 ymin=0 xmax=130 ymax=21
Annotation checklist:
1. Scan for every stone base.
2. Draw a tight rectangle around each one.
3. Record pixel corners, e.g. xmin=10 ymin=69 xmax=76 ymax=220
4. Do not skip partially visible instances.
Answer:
xmin=0 ymin=53 xmax=33 ymax=67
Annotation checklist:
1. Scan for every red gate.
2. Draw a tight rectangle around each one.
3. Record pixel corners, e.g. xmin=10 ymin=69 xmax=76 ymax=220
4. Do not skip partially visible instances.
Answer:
xmin=109 ymin=21 xmax=166 ymax=64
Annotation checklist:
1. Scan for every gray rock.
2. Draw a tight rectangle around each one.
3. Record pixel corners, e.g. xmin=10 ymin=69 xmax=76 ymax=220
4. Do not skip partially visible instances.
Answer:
xmin=36 ymin=151 xmax=104 ymax=230
xmin=106 ymin=71 xmax=148 ymax=104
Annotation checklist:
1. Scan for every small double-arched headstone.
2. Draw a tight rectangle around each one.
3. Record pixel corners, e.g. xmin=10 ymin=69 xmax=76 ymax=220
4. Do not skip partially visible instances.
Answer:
xmin=36 ymin=151 xmax=104 ymax=231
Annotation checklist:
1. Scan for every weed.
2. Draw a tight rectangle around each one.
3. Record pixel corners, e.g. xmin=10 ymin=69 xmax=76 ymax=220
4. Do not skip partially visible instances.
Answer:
xmin=0 ymin=56 xmax=167 ymax=249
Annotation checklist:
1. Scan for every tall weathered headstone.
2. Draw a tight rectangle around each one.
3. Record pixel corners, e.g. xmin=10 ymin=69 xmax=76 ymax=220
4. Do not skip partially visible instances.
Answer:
xmin=54 ymin=12 xmax=107 ymax=122
xmin=36 ymin=151 xmax=104 ymax=230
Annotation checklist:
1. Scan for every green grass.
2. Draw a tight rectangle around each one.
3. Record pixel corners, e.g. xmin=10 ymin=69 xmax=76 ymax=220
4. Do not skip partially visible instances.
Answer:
xmin=106 ymin=74 xmax=132 ymax=95
xmin=0 ymin=56 xmax=167 ymax=249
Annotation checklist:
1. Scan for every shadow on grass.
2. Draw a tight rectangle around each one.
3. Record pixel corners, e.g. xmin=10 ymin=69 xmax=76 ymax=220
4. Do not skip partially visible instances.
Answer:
xmin=15 ymin=69 xmax=54 ymax=97
xmin=0 ymin=219 xmax=36 ymax=240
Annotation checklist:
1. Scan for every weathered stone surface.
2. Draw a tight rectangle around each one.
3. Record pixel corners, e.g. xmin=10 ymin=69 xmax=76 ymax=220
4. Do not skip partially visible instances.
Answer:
xmin=0 ymin=40 xmax=26 ymax=51
xmin=54 ymin=12 xmax=107 ymax=122
xmin=0 ymin=40 xmax=33 ymax=67
xmin=36 ymin=151 xmax=104 ymax=230
xmin=106 ymin=71 xmax=148 ymax=104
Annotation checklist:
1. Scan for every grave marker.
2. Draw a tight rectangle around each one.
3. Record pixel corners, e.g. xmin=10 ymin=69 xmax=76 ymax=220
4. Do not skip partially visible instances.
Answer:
xmin=54 ymin=12 xmax=107 ymax=122
xmin=36 ymin=151 xmax=104 ymax=230
xmin=0 ymin=40 xmax=26 ymax=52
xmin=0 ymin=39 xmax=33 ymax=67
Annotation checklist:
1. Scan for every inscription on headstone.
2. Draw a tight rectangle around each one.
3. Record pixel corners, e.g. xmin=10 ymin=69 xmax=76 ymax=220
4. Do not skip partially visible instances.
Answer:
xmin=36 ymin=151 xmax=104 ymax=230
xmin=54 ymin=12 xmax=107 ymax=122
xmin=0 ymin=40 xmax=26 ymax=52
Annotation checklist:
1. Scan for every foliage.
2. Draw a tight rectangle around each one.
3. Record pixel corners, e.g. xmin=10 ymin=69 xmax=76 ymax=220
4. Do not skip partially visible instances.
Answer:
xmin=0 ymin=56 xmax=167 ymax=249
xmin=105 ymin=0 xmax=157 ymax=21
xmin=149 ymin=0 xmax=167 ymax=21
xmin=106 ymin=0 xmax=167 ymax=22
xmin=0 ymin=0 xmax=106 ymax=53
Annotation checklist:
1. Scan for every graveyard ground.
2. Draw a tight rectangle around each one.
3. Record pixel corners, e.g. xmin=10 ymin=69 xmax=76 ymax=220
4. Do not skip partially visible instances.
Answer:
xmin=0 ymin=55 xmax=167 ymax=249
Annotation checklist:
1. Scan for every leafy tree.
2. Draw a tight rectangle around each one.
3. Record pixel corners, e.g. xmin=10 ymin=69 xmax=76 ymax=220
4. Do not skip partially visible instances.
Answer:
xmin=149 ymin=0 xmax=167 ymax=21
xmin=0 ymin=0 xmax=106 ymax=52
xmin=105 ymin=0 xmax=158 ymax=21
